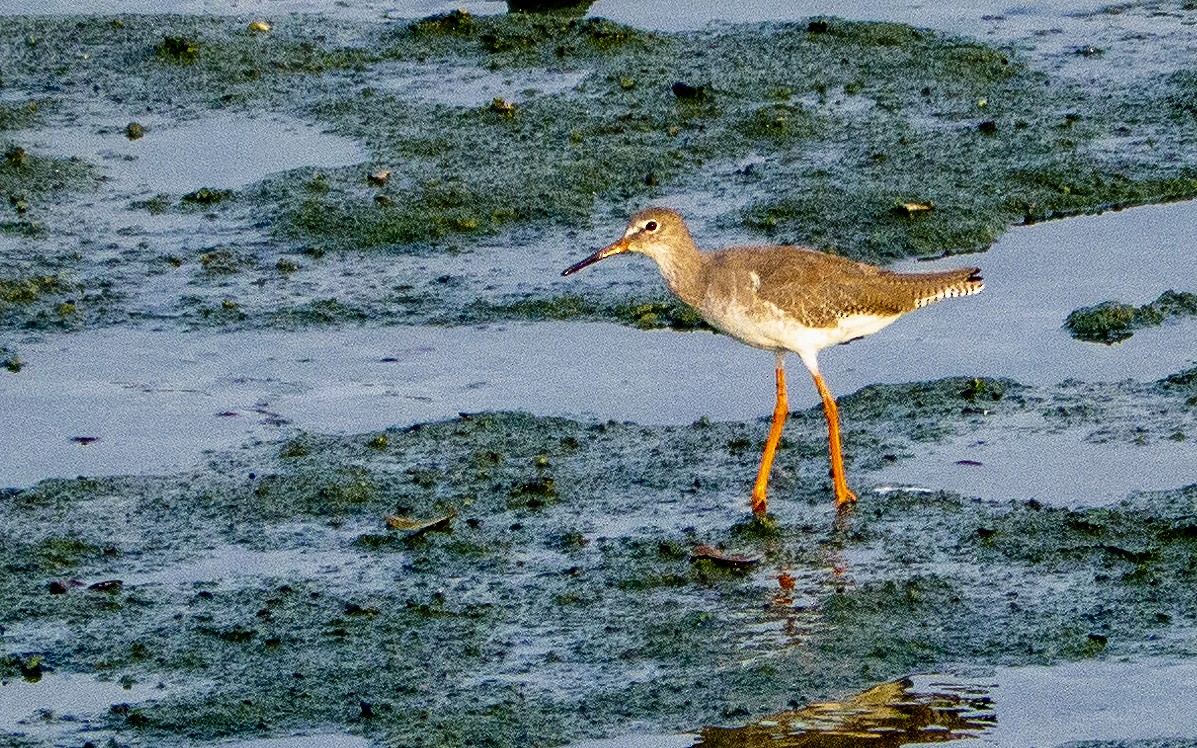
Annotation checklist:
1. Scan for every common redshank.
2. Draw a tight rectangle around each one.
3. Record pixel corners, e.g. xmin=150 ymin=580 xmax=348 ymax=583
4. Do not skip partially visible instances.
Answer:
xmin=562 ymin=207 xmax=983 ymax=515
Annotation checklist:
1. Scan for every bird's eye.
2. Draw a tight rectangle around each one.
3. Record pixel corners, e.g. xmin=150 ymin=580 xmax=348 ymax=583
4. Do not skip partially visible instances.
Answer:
xmin=644 ymin=220 xmax=658 ymax=232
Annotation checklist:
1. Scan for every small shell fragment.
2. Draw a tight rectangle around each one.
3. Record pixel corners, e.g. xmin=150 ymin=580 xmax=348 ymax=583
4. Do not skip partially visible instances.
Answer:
xmin=488 ymin=97 xmax=517 ymax=117
xmin=690 ymin=544 xmax=760 ymax=568
xmin=385 ymin=511 xmax=455 ymax=536
xmin=891 ymin=201 xmax=935 ymax=216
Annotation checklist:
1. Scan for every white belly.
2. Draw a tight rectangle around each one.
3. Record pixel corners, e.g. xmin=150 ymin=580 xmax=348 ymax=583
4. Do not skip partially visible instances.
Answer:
xmin=704 ymin=299 xmax=899 ymax=359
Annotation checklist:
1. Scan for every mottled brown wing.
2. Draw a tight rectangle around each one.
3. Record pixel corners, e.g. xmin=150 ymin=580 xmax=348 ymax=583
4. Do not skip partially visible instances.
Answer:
xmin=733 ymin=247 xmax=904 ymax=328
xmin=735 ymin=246 xmax=983 ymax=328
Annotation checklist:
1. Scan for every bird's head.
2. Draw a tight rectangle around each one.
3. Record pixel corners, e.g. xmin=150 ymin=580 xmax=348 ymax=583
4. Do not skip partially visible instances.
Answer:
xmin=561 ymin=207 xmax=693 ymax=276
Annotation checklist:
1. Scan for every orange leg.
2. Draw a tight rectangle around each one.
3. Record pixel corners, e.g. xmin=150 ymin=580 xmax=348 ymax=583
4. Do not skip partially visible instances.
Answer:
xmin=811 ymin=372 xmax=857 ymax=506
xmin=751 ymin=361 xmax=788 ymax=516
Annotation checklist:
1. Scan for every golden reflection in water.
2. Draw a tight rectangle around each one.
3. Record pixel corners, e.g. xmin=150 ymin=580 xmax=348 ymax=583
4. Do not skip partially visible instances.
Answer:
xmin=696 ymin=677 xmax=995 ymax=747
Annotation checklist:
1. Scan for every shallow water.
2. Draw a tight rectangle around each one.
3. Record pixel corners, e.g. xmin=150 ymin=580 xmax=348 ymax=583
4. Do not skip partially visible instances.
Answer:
xmin=0 ymin=0 xmax=501 ymax=19
xmin=125 ymin=540 xmax=372 ymax=588
xmin=0 ymin=670 xmax=164 ymax=738
xmin=220 ymin=736 xmax=371 ymax=748
xmin=0 ymin=0 xmax=1113 ymax=37
xmin=872 ymin=426 xmax=1197 ymax=505
xmin=978 ymin=659 xmax=1197 ymax=746
xmin=592 ymin=0 xmax=1110 ymax=34
xmin=5 ymin=656 xmax=1193 ymax=748
xmin=13 ymin=112 xmax=366 ymax=195
xmin=6 ymin=200 xmax=1197 ymax=489
xmin=557 ymin=659 xmax=1197 ymax=747
xmin=886 ymin=200 xmax=1197 ymax=385
xmin=374 ymin=62 xmax=591 ymax=107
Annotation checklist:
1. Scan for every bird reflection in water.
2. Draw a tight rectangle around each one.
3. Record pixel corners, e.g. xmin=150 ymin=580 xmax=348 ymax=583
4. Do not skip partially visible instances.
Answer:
xmin=696 ymin=677 xmax=995 ymax=747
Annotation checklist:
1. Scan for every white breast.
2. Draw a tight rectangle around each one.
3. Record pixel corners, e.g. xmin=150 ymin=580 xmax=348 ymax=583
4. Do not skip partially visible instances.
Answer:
xmin=703 ymin=296 xmax=899 ymax=365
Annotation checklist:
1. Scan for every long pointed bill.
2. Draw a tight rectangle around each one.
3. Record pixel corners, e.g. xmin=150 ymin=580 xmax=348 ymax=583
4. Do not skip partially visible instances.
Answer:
xmin=561 ymin=238 xmax=631 ymax=276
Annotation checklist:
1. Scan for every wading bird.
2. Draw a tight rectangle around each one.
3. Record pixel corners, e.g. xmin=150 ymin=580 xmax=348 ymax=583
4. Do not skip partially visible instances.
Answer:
xmin=562 ymin=207 xmax=983 ymax=515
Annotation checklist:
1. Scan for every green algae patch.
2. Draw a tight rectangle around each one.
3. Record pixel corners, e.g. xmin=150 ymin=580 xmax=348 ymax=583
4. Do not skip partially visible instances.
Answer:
xmin=1160 ymin=365 xmax=1197 ymax=394
xmin=0 ymin=272 xmax=99 ymax=331
xmin=0 ymin=270 xmax=120 ymax=332
xmin=393 ymin=11 xmax=656 ymax=67
xmin=0 ymin=145 xmax=95 ymax=206
xmin=155 ymin=34 xmax=202 ymax=63
xmin=257 ymin=15 xmax=1030 ymax=259
xmin=265 ymin=297 xmax=370 ymax=328
xmin=6 ymin=15 xmax=1197 ymax=332
xmin=277 ymin=175 xmax=526 ymax=251
xmin=0 ymin=16 xmax=381 ymax=116
xmin=0 ymin=99 xmax=43 ymax=131
xmin=0 ymin=273 xmax=68 ymax=305
xmin=249 ymin=11 xmax=1197 ymax=280
xmin=841 ymin=376 xmax=1022 ymax=423
xmin=3 ymin=375 xmax=1196 ymax=746
xmin=1065 ymin=289 xmax=1197 ymax=344
xmin=458 ymin=292 xmax=711 ymax=330
xmin=0 ymin=344 xmax=21 ymax=372
xmin=181 ymin=186 xmax=233 ymax=206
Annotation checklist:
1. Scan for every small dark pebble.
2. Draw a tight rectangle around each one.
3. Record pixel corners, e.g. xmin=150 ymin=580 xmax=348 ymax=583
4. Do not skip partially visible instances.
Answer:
xmin=48 ymin=581 xmax=68 ymax=594
xmin=507 ymin=0 xmax=593 ymax=11
xmin=4 ymin=146 xmax=26 ymax=167
xmin=671 ymin=81 xmax=708 ymax=100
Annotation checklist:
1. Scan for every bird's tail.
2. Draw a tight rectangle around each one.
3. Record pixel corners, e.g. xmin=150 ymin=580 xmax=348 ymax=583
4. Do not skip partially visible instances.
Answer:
xmin=906 ymin=267 xmax=984 ymax=309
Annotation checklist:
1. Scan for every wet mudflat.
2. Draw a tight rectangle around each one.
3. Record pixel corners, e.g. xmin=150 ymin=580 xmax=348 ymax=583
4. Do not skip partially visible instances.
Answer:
xmin=3 ymin=3 xmax=1197 ymax=337
xmin=3 ymin=2 xmax=1197 ymax=748
xmin=3 ymin=372 xmax=1197 ymax=747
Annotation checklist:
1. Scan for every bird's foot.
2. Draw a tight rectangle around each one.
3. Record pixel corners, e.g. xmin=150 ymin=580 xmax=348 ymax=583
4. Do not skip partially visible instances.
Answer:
xmin=750 ymin=490 xmax=768 ymax=517
xmin=834 ymin=486 xmax=858 ymax=506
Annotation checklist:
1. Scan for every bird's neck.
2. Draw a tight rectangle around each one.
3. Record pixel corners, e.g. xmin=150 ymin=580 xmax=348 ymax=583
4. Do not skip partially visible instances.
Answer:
xmin=652 ymin=240 xmax=708 ymax=308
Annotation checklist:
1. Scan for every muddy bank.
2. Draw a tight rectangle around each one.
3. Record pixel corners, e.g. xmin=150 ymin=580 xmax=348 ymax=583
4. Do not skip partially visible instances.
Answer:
xmin=2 ymin=371 xmax=1196 ymax=747
xmin=3 ymin=10 xmax=1197 ymax=334
xmin=1066 ymin=289 xmax=1197 ymax=344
